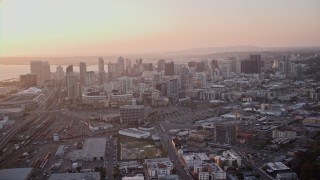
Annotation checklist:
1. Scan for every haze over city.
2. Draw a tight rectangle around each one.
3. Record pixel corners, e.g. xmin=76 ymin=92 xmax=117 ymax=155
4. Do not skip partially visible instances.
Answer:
xmin=1 ymin=0 xmax=320 ymax=57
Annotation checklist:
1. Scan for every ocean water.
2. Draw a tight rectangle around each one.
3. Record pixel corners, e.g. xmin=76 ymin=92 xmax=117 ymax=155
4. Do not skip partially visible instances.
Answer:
xmin=0 ymin=64 xmax=99 ymax=81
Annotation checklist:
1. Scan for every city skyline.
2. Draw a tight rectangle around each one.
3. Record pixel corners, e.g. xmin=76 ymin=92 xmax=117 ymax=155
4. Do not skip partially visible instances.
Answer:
xmin=1 ymin=0 xmax=320 ymax=57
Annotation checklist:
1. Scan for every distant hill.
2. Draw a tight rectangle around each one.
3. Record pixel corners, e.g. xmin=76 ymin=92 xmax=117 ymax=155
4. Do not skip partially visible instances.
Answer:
xmin=166 ymin=45 xmax=320 ymax=55
xmin=166 ymin=45 xmax=264 ymax=55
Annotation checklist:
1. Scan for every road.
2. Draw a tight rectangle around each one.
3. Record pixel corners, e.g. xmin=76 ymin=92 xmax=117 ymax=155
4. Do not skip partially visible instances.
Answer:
xmin=104 ymin=135 xmax=118 ymax=180
xmin=236 ymin=149 xmax=274 ymax=180
xmin=155 ymin=123 xmax=193 ymax=180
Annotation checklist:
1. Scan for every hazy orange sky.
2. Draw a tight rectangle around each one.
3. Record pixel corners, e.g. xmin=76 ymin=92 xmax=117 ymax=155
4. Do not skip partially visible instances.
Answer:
xmin=0 ymin=0 xmax=319 ymax=57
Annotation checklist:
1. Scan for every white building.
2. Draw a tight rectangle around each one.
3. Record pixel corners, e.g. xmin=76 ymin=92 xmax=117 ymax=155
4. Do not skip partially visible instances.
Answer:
xmin=194 ymin=163 xmax=226 ymax=180
xmin=181 ymin=153 xmax=210 ymax=168
xmin=122 ymin=174 xmax=144 ymax=180
xmin=215 ymin=150 xmax=242 ymax=167
xmin=145 ymin=158 xmax=174 ymax=178
xmin=119 ymin=128 xmax=150 ymax=139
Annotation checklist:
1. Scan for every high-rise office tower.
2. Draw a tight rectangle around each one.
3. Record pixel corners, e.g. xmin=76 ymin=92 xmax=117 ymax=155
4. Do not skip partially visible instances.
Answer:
xmin=180 ymin=65 xmax=189 ymax=90
xmin=188 ymin=61 xmax=197 ymax=68
xmin=281 ymin=55 xmax=291 ymax=76
xmin=214 ymin=122 xmax=237 ymax=145
xmin=241 ymin=54 xmax=261 ymax=74
xmin=125 ymin=58 xmax=132 ymax=69
xmin=165 ymin=61 xmax=175 ymax=76
xmin=66 ymin=65 xmax=80 ymax=98
xmin=108 ymin=62 xmax=121 ymax=82
xmin=167 ymin=78 xmax=178 ymax=98
xmin=20 ymin=74 xmax=37 ymax=88
xmin=85 ymin=71 xmax=95 ymax=86
xmin=56 ymin=66 xmax=64 ymax=80
xmin=143 ymin=63 xmax=153 ymax=71
xmin=229 ymin=57 xmax=237 ymax=73
xmin=211 ymin=59 xmax=219 ymax=69
xmin=30 ymin=61 xmax=51 ymax=83
xmin=195 ymin=72 xmax=207 ymax=88
xmin=220 ymin=61 xmax=231 ymax=79
xmin=117 ymin=56 xmax=125 ymax=75
xmin=66 ymin=65 xmax=73 ymax=74
xmin=157 ymin=59 xmax=166 ymax=72
xmin=98 ymin=57 xmax=106 ymax=84
xmin=196 ymin=61 xmax=206 ymax=72
xmin=79 ymin=62 xmax=87 ymax=84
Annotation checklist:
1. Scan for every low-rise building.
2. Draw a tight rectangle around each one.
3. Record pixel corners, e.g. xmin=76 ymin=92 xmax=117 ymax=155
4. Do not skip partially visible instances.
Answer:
xmin=122 ymin=174 xmax=145 ymax=180
xmin=303 ymin=117 xmax=320 ymax=128
xmin=194 ymin=163 xmax=227 ymax=180
xmin=145 ymin=158 xmax=174 ymax=179
xmin=266 ymin=162 xmax=290 ymax=175
xmin=214 ymin=150 xmax=242 ymax=167
xmin=119 ymin=128 xmax=150 ymax=139
xmin=0 ymin=168 xmax=33 ymax=180
xmin=0 ymin=108 xmax=24 ymax=119
xmin=272 ymin=128 xmax=296 ymax=140
xmin=89 ymin=122 xmax=113 ymax=131
xmin=67 ymin=138 xmax=106 ymax=161
xmin=182 ymin=153 xmax=210 ymax=168
xmin=55 ymin=145 xmax=65 ymax=159
xmin=48 ymin=172 xmax=100 ymax=180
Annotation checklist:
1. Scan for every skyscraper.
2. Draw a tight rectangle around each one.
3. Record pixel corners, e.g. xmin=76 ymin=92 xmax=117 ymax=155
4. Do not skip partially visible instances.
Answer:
xmin=165 ymin=61 xmax=175 ymax=76
xmin=214 ymin=122 xmax=237 ymax=145
xmin=66 ymin=65 xmax=80 ymax=98
xmin=98 ymin=57 xmax=106 ymax=84
xmin=79 ymin=62 xmax=87 ymax=84
xmin=108 ymin=62 xmax=121 ymax=82
xmin=180 ymin=65 xmax=189 ymax=90
xmin=66 ymin=65 xmax=73 ymax=74
xmin=143 ymin=63 xmax=153 ymax=71
xmin=30 ymin=61 xmax=51 ymax=83
xmin=211 ymin=59 xmax=219 ymax=69
xmin=20 ymin=74 xmax=37 ymax=88
xmin=85 ymin=71 xmax=95 ymax=86
xmin=157 ymin=59 xmax=166 ymax=72
xmin=55 ymin=66 xmax=64 ymax=80
xmin=196 ymin=61 xmax=206 ymax=72
xmin=241 ymin=54 xmax=261 ymax=74
xmin=220 ymin=61 xmax=231 ymax=79
xmin=117 ymin=56 xmax=125 ymax=75
xmin=167 ymin=78 xmax=178 ymax=99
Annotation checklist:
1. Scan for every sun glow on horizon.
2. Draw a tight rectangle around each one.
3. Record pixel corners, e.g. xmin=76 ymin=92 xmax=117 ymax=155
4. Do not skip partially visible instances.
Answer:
xmin=1 ymin=0 xmax=319 ymax=56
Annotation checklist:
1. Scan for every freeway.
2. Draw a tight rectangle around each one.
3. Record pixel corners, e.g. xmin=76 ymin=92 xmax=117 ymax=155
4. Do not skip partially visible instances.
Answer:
xmin=155 ymin=123 xmax=193 ymax=180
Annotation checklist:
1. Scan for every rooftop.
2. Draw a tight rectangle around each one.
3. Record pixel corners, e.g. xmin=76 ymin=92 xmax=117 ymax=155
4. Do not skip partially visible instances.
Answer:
xmin=81 ymin=138 xmax=106 ymax=159
xmin=48 ymin=172 xmax=100 ymax=180
xmin=120 ymin=105 xmax=145 ymax=109
xmin=0 ymin=168 xmax=33 ymax=180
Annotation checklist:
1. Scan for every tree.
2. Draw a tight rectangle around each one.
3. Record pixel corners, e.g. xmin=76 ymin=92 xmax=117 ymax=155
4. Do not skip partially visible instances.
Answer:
xmin=236 ymin=172 xmax=244 ymax=180
xmin=232 ymin=160 xmax=238 ymax=168
xmin=76 ymin=166 xmax=82 ymax=172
